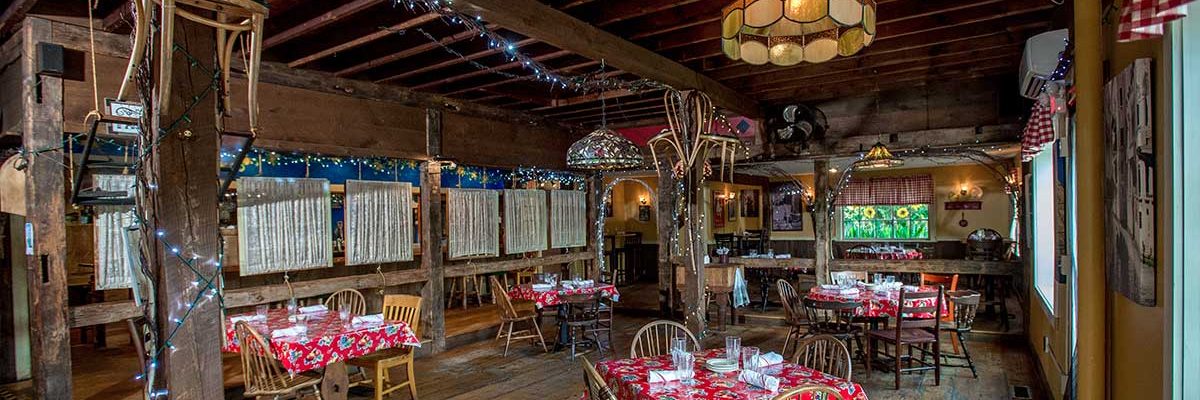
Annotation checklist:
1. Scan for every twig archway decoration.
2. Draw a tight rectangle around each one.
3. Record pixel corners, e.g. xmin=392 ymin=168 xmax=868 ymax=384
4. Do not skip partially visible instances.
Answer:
xmin=595 ymin=177 xmax=655 ymax=277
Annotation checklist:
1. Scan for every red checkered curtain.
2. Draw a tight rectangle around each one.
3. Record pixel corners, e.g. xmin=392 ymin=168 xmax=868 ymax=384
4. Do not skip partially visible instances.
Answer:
xmin=1119 ymin=0 xmax=1194 ymax=42
xmin=1021 ymin=100 xmax=1055 ymax=161
xmin=834 ymin=175 xmax=934 ymax=206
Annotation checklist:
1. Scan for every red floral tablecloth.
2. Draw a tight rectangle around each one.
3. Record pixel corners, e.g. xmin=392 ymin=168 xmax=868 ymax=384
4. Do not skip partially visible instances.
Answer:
xmin=595 ymin=349 xmax=868 ymax=400
xmin=222 ymin=308 xmax=420 ymax=374
xmin=508 ymin=283 xmax=620 ymax=309
xmin=844 ymin=249 xmax=923 ymax=260
xmin=806 ymin=286 xmax=946 ymax=319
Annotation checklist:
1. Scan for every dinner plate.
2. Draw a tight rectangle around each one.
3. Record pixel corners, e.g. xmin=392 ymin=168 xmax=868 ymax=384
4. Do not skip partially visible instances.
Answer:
xmin=705 ymin=358 xmax=738 ymax=373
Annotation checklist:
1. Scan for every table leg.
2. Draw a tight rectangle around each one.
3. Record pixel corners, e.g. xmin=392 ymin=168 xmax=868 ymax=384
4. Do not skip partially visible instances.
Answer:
xmin=553 ymin=303 xmax=570 ymax=352
xmin=715 ymin=293 xmax=729 ymax=331
xmin=322 ymin=361 xmax=350 ymax=400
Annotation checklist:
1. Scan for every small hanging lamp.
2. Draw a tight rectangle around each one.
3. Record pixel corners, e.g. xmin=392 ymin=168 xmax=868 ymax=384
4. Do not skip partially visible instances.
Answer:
xmin=856 ymin=141 xmax=903 ymax=169
xmin=566 ymin=61 xmax=644 ymax=170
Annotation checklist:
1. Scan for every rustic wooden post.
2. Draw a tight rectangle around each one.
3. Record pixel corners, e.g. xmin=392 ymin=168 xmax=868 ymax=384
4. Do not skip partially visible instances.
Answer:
xmin=655 ymin=165 xmax=677 ymax=316
xmin=681 ymin=165 xmax=707 ymax=336
xmin=586 ymin=174 xmax=601 ymax=281
xmin=419 ymin=108 xmax=446 ymax=352
xmin=143 ymin=16 xmax=225 ymax=398
xmin=20 ymin=18 xmax=71 ymax=399
xmin=0 ymin=212 xmax=14 ymax=382
xmin=812 ymin=159 xmax=831 ymax=284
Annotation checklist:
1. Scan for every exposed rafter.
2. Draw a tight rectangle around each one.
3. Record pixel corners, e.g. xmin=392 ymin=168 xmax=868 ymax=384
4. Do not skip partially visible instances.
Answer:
xmin=287 ymin=13 xmax=440 ymax=68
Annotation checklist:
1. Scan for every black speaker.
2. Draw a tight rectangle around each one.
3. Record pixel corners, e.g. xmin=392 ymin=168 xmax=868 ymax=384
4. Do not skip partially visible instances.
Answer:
xmin=36 ymin=42 xmax=64 ymax=77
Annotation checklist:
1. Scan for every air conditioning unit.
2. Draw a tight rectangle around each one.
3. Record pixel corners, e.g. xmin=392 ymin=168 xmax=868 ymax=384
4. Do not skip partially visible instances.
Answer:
xmin=1019 ymin=29 xmax=1069 ymax=99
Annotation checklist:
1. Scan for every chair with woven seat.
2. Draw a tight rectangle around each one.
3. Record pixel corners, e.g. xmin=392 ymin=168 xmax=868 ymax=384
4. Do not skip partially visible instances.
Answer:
xmin=234 ymin=321 xmax=324 ymax=399
xmin=792 ymin=334 xmax=852 ymax=381
xmin=771 ymin=385 xmax=846 ymax=400
xmin=489 ymin=276 xmax=548 ymax=356
xmin=775 ymin=279 xmax=807 ymax=357
xmin=942 ymin=290 xmax=982 ymax=378
xmin=324 ymin=288 xmax=367 ymax=315
xmin=629 ymin=320 xmax=700 ymax=359
xmin=865 ymin=286 xmax=944 ymax=389
xmin=346 ymin=295 xmax=420 ymax=400
xmin=580 ymin=356 xmax=618 ymax=400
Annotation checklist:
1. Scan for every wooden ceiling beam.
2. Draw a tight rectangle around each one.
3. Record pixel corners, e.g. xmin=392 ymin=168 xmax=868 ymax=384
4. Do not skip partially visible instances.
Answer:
xmin=589 ymin=0 xmax=705 ymax=27
xmin=411 ymin=49 xmax=573 ymax=90
xmin=743 ymin=44 xmax=1022 ymax=93
xmin=0 ymin=0 xmax=36 ymax=38
xmin=451 ymin=0 xmax=762 ymax=118
xmin=561 ymin=102 xmax=664 ymax=122
xmin=288 ymin=13 xmax=441 ymax=68
xmin=767 ymin=64 xmax=1017 ymax=103
xmin=374 ymin=38 xmax=538 ymax=84
xmin=334 ymin=26 xmax=488 ymax=77
xmin=264 ymin=0 xmax=385 ymax=49
xmin=545 ymin=96 xmax=663 ymax=118
xmin=575 ymin=109 xmax=667 ymax=127
xmin=752 ymin=52 xmax=1018 ymax=98
xmin=441 ymin=59 xmax=603 ymax=96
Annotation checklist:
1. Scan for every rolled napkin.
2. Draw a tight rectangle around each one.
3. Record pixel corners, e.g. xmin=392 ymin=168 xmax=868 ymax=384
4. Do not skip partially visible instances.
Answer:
xmin=352 ymin=314 xmax=385 ymax=325
xmin=531 ymin=283 xmax=555 ymax=291
xmin=230 ymin=314 xmax=266 ymax=324
xmin=298 ymin=304 xmax=327 ymax=314
xmin=748 ymin=352 xmax=784 ymax=369
xmin=819 ymin=284 xmax=839 ymax=290
xmin=647 ymin=370 xmax=680 ymax=383
xmin=271 ymin=326 xmax=305 ymax=339
xmin=738 ymin=369 xmax=780 ymax=392
xmin=838 ymin=287 xmax=860 ymax=295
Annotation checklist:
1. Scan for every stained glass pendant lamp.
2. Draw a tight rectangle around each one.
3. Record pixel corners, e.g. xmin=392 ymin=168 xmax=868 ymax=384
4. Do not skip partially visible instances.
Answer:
xmin=721 ymin=0 xmax=877 ymax=65
xmin=856 ymin=141 xmax=903 ymax=169
xmin=566 ymin=90 xmax=645 ymax=170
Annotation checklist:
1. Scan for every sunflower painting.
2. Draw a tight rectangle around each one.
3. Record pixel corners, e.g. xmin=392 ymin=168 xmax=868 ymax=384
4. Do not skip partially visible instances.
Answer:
xmin=841 ymin=204 xmax=929 ymax=240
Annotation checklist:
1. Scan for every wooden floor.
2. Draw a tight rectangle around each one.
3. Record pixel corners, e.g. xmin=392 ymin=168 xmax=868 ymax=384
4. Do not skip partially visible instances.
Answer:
xmin=1 ymin=307 xmax=1045 ymax=400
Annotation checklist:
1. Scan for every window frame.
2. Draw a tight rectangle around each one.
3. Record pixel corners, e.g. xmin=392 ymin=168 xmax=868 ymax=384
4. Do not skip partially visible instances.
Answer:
xmin=836 ymin=203 xmax=934 ymax=242
xmin=1030 ymin=144 xmax=1058 ymax=315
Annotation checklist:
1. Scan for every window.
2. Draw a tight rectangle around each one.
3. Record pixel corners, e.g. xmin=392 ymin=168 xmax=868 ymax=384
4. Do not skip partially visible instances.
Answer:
xmin=840 ymin=204 xmax=930 ymax=240
xmin=1031 ymin=147 xmax=1057 ymax=312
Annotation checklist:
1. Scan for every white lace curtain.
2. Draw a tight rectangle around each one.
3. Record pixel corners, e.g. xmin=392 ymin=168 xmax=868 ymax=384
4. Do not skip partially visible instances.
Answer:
xmin=447 ymin=188 xmax=499 ymax=259
xmin=237 ymin=177 xmax=332 ymax=276
xmin=504 ymin=189 xmax=548 ymax=254
xmin=550 ymin=190 xmax=587 ymax=249
xmin=345 ymin=180 xmax=414 ymax=265
xmin=94 ymin=174 xmax=137 ymax=290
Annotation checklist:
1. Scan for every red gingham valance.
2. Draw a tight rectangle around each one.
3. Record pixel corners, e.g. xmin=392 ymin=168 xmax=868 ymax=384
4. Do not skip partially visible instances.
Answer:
xmin=1119 ymin=0 xmax=1194 ymax=42
xmin=835 ymin=175 xmax=934 ymax=206
xmin=1021 ymin=100 xmax=1055 ymax=161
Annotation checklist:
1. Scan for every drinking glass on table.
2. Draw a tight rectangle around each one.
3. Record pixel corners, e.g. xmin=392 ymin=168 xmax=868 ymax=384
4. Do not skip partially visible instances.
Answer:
xmin=255 ymin=304 xmax=268 ymax=319
xmin=286 ymin=298 xmax=298 ymax=316
xmin=671 ymin=337 xmax=688 ymax=355
xmin=725 ymin=336 xmax=741 ymax=363
xmin=338 ymin=307 xmax=351 ymax=323
xmin=295 ymin=314 xmax=308 ymax=339
xmin=674 ymin=351 xmax=696 ymax=385
xmin=885 ymin=275 xmax=896 ymax=285
xmin=874 ymin=273 xmax=883 ymax=285
xmin=741 ymin=346 xmax=760 ymax=373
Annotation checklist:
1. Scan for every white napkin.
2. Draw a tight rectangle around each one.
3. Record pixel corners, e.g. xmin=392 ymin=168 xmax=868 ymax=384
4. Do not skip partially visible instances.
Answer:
xmin=748 ymin=352 xmax=785 ymax=369
xmin=738 ymin=369 xmax=780 ymax=391
xmin=531 ymin=283 xmax=554 ymax=291
xmin=352 ymin=314 xmax=384 ymax=325
xmin=819 ymin=284 xmax=840 ymax=290
xmin=838 ymin=288 xmax=860 ymax=295
xmin=230 ymin=314 xmax=266 ymax=324
xmin=271 ymin=326 xmax=305 ymax=339
xmin=647 ymin=370 xmax=680 ymax=383
xmin=298 ymin=304 xmax=327 ymax=314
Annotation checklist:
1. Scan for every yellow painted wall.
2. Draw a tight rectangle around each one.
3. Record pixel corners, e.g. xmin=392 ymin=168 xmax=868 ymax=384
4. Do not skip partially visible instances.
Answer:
xmin=768 ymin=164 xmax=1015 ymax=242
xmin=603 ymin=176 xmax=661 ymax=243
xmin=705 ymin=181 xmax=765 ymax=240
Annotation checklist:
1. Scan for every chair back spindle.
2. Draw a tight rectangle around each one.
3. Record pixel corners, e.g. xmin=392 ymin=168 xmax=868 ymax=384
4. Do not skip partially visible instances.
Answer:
xmin=772 ymin=385 xmax=847 ymax=400
xmin=383 ymin=294 xmax=422 ymax=336
xmin=234 ymin=321 xmax=290 ymax=394
xmin=792 ymin=335 xmax=852 ymax=380
xmin=629 ymin=320 xmax=700 ymax=359
xmin=325 ymin=288 xmax=367 ymax=315
xmin=489 ymin=276 xmax=522 ymax=319
xmin=581 ymin=356 xmax=618 ymax=400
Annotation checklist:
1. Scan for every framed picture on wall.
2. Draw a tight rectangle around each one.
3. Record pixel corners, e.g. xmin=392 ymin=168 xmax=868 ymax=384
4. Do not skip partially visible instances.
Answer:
xmin=769 ymin=183 xmax=805 ymax=231
xmin=741 ymin=189 xmax=760 ymax=217
xmin=603 ymin=196 xmax=613 ymax=218
xmin=637 ymin=205 xmax=651 ymax=222
xmin=727 ymin=196 xmax=737 ymax=221
xmin=712 ymin=191 xmax=725 ymax=228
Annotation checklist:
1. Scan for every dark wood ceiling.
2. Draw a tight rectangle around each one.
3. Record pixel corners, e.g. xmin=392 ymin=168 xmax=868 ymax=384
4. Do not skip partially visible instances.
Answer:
xmin=21 ymin=0 xmax=1068 ymax=129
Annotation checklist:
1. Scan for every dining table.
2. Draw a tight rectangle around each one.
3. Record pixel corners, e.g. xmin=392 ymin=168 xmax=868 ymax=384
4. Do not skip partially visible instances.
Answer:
xmin=507 ymin=281 xmax=619 ymax=351
xmin=222 ymin=306 xmax=421 ymax=400
xmin=595 ymin=348 xmax=869 ymax=400
xmin=805 ymin=285 xmax=948 ymax=319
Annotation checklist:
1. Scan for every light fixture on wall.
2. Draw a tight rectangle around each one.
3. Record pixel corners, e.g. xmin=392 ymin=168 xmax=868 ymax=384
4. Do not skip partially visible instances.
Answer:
xmin=721 ymin=0 xmax=877 ymax=66
xmin=639 ymin=195 xmax=649 ymax=205
xmin=950 ymin=184 xmax=984 ymax=201
xmin=856 ymin=142 xmax=903 ymax=169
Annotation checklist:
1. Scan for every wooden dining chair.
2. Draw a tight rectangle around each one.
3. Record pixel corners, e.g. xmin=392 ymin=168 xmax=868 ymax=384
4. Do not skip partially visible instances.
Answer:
xmin=324 ymin=288 xmax=367 ymax=315
xmin=865 ymin=286 xmax=944 ymax=390
xmin=233 ymin=321 xmax=324 ymax=399
xmin=792 ymin=334 xmax=852 ymax=381
xmin=942 ymin=290 xmax=982 ymax=378
xmin=489 ymin=276 xmax=548 ymax=356
xmin=920 ymin=273 xmax=959 ymax=322
xmin=580 ymin=356 xmax=618 ymax=400
xmin=629 ymin=320 xmax=700 ymax=359
xmin=771 ymin=385 xmax=847 ymax=400
xmin=801 ymin=297 xmax=863 ymax=358
xmin=346 ymin=295 xmax=421 ymax=400
xmin=775 ymin=279 xmax=807 ymax=357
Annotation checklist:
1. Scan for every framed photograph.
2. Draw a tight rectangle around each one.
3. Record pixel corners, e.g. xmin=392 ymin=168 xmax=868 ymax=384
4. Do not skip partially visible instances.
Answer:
xmin=769 ymin=183 xmax=805 ymax=231
xmin=712 ymin=191 xmax=725 ymax=228
xmin=637 ymin=205 xmax=651 ymax=222
xmin=740 ymin=189 xmax=760 ymax=217
xmin=726 ymin=196 xmax=737 ymax=221
xmin=1104 ymin=58 xmax=1156 ymax=306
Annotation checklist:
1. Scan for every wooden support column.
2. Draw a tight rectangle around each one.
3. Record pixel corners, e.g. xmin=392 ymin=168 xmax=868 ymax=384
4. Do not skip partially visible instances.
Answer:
xmin=586 ymin=175 xmax=601 ymax=281
xmin=682 ymin=165 xmax=706 ymax=336
xmin=656 ymin=166 xmax=677 ymax=317
xmin=812 ymin=160 xmax=831 ymax=284
xmin=144 ymin=16 xmax=224 ymax=398
xmin=1073 ymin=0 xmax=1106 ymax=396
xmin=20 ymin=18 xmax=71 ymax=399
xmin=0 ymin=210 xmax=17 ymax=382
xmin=419 ymin=108 xmax=446 ymax=352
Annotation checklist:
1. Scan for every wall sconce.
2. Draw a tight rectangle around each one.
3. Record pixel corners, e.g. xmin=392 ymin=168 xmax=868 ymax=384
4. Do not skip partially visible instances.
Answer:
xmin=638 ymin=195 xmax=649 ymax=206
xmin=950 ymin=183 xmax=984 ymax=201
